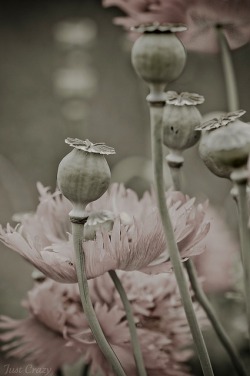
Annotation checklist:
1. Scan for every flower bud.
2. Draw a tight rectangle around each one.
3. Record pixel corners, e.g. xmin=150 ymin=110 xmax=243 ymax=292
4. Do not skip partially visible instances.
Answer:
xmin=163 ymin=91 xmax=203 ymax=151
xmin=57 ymin=138 xmax=115 ymax=218
xmin=131 ymin=23 xmax=186 ymax=90
xmin=197 ymin=110 xmax=250 ymax=178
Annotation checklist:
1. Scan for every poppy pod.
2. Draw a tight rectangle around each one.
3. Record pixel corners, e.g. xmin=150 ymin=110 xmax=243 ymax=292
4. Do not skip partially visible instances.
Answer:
xmin=163 ymin=91 xmax=203 ymax=151
xmin=57 ymin=138 xmax=115 ymax=219
xmin=197 ymin=110 xmax=250 ymax=178
xmin=131 ymin=23 xmax=187 ymax=93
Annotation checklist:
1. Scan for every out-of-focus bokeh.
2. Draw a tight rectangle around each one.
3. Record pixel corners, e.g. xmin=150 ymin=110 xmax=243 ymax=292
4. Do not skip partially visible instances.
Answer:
xmin=0 ymin=0 xmax=250 ymax=374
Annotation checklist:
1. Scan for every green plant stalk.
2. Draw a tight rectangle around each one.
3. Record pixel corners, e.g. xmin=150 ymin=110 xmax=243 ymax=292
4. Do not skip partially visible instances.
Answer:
xmin=167 ymin=158 xmax=248 ymax=376
xmin=186 ymin=261 xmax=248 ymax=376
xmin=217 ymin=27 xmax=239 ymax=112
xmin=169 ymin=165 xmax=182 ymax=191
xmin=150 ymin=104 xmax=214 ymax=376
xmin=109 ymin=270 xmax=147 ymax=376
xmin=72 ymin=221 xmax=127 ymax=376
xmin=82 ymin=363 xmax=90 ymax=376
xmin=236 ymin=182 xmax=250 ymax=345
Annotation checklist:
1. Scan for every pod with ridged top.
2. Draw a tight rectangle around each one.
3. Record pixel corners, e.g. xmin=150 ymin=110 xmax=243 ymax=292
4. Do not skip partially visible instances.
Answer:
xmin=163 ymin=91 xmax=204 ymax=151
xmin=57 ymin=138 xmax=115 ymax=219
xmin=197 ymin=110 xmax=250 ymax=178
xmin=131 ymin=23 xmax=187 ymax=100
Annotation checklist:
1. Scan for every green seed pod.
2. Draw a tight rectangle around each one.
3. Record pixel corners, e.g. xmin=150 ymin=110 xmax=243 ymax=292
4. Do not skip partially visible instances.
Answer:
xmin=197 ymin=110 xmax=250 ymax=178
xmin=131 ymin=23 xmax=186 ymax=88
xmin=163 ymin=91 xmax=203 ymax=151
xmin=57 ymin=138 xmax=115 ymax=218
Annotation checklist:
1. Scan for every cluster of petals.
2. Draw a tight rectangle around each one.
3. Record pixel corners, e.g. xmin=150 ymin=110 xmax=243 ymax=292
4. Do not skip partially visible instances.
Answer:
xmin=0 ymin=270 xmax=206 ymax=375
xmin=103 ymin=0 xmax=250 ymax=52
xmin=0 ymin=183 xmax=210 ymax=283
xmin=103 ymin=0 xmax=193 ymax=28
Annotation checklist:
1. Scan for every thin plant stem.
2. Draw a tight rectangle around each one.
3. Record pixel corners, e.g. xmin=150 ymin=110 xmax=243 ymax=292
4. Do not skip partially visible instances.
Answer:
xmin=149 ymin=103 xmax=214 ymax=376
xmin=166 ymin=158 xmax=182 ymax=192
xmin=236 ymin=182 xmax=250 ymax=344
xmin=186 ymin=260 xmax=248 ymax=376
xmin=56 ymin=369 xmax=63 ymax=376
xmin=217 ymin=27 xmax=239 ymax=112
xmin=82 ymin=363 xmax=90 ymax=376
xmin=109 ymin=270 xmax=147 ymax=376
xmin=167 ymin=161 xmax=248 ymax=376
xmin=72 ymin=221 xmax=127 ymax=376
xmin=169 ymin=166 xmax=182 ymax=191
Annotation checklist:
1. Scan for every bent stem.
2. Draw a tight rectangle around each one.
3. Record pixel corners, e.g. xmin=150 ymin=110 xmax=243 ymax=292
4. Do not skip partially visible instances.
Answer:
xmin=149 ymin=103 xmax=214 ymax=376
xmin=167 ymin=156 xmax=248 ymax=376
xmin=234 ymin=181 xmax=250 ymax=345
xmin=217 ymin=27 xmax=239 ymax=112
xmin=71 ymin=221 xmax=127 ymax=376
xmin=186 ymin=261 xmax=248 ymax=376
xmin=109 ymin=270 xmax=147 ymax=376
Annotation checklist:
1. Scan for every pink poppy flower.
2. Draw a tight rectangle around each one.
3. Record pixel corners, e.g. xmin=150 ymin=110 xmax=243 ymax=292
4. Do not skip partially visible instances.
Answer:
xmin=0 ymin=271 xmax=206 ymax=375
xmin=194 ymin=206 xmax=239 ymax=293
xmin=181 ymin=0 xmax=250 ymax=53
xmin=102 ymin=0 xmax=195 ymax=28
xmin=0 ymin=183 xmax=209 ymax=283
xmin=103 ymin=0 xmax=250 ymax=53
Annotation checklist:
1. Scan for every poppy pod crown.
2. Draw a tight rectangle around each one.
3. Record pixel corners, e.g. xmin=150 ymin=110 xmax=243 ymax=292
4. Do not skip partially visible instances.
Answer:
xmin=197 ymin=110 xmax=250 ymax=178
xmin=57 ymin=138 xmax=115 ymax=219
xmin=163 ymin=91 xmax=204 ymax=151
xmin=131 ymin=23 xmax=187 ymax=96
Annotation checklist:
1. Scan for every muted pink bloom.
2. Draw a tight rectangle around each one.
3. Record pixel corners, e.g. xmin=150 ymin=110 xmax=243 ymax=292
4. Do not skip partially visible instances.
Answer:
xmin=0 ymin=271 xmax=206 ymax=375
xmin=103 ymin=0 xmax=250 ymax=53
xmin=0 ymin=183 xmax=209 ymax=283
xmin=182 ymin=0 xmax=250 ymax=53
xmin=194 ymin=206 xmax=239 ymax=293
xmin=103 ymin=0 xmax=194 ymax=27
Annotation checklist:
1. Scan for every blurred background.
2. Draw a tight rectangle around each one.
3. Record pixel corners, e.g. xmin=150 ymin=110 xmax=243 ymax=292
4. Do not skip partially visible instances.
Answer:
xmin=0 ymin=0 xmax=250 ymax=374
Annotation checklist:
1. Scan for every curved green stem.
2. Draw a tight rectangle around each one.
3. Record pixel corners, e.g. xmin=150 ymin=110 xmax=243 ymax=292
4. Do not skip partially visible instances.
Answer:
xmin=82 ymin=363 xmax=90 ymax=376
xmin=167 ymin=161 xmax=248 ymax=376
xmin=72 ymin=222 xmax=127 ymax=376
xmin=109 ymin=270 xmax=147 ymax=376
xmin=217 ymin=27 xmax=239 ymax=112
xmin=236 ymin=182 xmax=250 ymax=345
xmin=186 ymin=260 xmax=248 ymax=376
xmin=149 ymin=104 xmax=214 ymax=376
xmin=169 ymin=166 xmax=182 ymax=191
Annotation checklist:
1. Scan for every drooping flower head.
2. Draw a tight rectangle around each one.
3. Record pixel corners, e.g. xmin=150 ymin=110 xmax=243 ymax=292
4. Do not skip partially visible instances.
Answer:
xmin=182 ymin=0 xmax=250 ymax=53
xmin=0 ymin=183 xmax=210 ymax=283
xmin=103 ymin=0 xmax=195 ymax=28
xmin=0 ymin=271 xmax=206 ymax=375
xmin=103 ymin=0 xmax=250 ymax=52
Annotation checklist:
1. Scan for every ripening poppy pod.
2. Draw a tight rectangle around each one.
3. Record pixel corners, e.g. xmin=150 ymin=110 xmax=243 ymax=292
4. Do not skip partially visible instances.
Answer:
xmin=197 ymin=110 xmax=250 ymax=178
xmin=163 ymin=91 xmax=203 ymax=151
xmin=57 ymin=138 xmax=115 ymax=219
xmin=131 ymin=23 xmax=187 ymax=99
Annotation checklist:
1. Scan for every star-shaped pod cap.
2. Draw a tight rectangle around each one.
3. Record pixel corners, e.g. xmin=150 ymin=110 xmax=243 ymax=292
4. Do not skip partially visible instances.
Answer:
xmin=65 ymin=138 xmax=116 ymax=155
xmin=166 ymin=91 xmax=204 ymax=106
xmin=196 ymin=110 xmax=246 ymax=131
xmin=131 ymin=22 xmax=187 ymax=34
